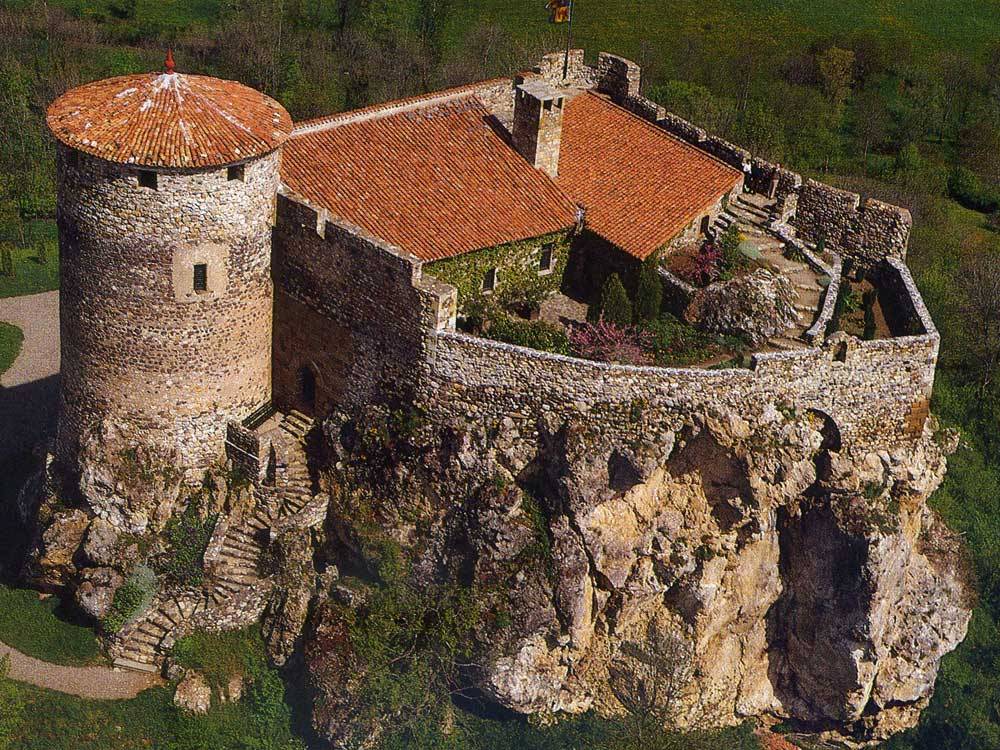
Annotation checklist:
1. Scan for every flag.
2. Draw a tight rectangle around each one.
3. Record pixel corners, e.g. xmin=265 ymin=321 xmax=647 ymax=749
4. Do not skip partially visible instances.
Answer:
xmin=547 ymin=0 xmax=571 ymax=23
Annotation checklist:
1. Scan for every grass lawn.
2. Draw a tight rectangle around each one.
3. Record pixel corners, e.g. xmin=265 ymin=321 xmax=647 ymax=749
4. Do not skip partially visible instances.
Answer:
xmin=7 ymin=683 xmax=304 ymax=750
xmin=0 ymin=224 xmax=59 ymax=299
xmin=0 ymin=585 xmax=103 ymax=667
xmin=0 ymin=322 xmax=23 ymax=376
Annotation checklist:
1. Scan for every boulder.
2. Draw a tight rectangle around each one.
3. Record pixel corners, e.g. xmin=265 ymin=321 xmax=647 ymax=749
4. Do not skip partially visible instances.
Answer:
xmin=685 ymin=268 xmax=799 ymax=345
xmin=173 ymin=671 xmax=212 ymax=714
xmin=74 ymin=566 xmax=123 ymax=622
xmin=82 ymin=517 xmax=119 ymax=567
xmin=31 ymin=509 xmax=90 ymax=589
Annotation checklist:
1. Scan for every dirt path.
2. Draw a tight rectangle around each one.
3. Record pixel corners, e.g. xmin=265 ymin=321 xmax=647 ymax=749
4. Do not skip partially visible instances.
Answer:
xmin=0 ymin=291 xmax=60 ymax=462
xmin=1 ymin=640 xmax=162 ymax=699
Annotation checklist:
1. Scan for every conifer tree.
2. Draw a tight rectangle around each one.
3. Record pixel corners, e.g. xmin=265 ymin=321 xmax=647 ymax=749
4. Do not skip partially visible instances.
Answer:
xmin=599 ymin=273 xmax=633 ymax=326
xmin=635 ymin=258 xmax=663 ymax=322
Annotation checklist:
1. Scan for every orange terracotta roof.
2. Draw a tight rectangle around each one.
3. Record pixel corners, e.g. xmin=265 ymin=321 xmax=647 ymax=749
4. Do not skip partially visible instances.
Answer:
xmin=557 ymin=92 xmax=742 ymax=259
xmin=47 ymin=72 xmax=292 ymax=169
xmin=282 ymin=95 xmax=578 ymax=262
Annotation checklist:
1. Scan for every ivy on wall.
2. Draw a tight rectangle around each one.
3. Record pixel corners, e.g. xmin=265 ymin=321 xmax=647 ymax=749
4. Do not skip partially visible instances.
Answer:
xmin=424 ymin=231 xmax=572 ymax=313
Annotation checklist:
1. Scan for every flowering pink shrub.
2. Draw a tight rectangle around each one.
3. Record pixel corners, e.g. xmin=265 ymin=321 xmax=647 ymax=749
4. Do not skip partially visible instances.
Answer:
xmin=569 ymin=320 xmax=654 ymax=365
xmin=678 ymin=243 xmax=723 ymax=286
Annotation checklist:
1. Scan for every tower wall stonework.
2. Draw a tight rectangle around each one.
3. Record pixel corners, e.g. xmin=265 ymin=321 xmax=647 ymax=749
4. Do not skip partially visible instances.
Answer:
xmin=55 ymin=145 xmax=280 ymax=477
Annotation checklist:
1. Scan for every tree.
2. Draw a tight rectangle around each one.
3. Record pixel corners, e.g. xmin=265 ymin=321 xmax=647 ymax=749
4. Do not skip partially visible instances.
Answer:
xmin=959 ymin=250 xmax=1000 ymax=398
xmin=817 ymin=46 xmax=855 ymax=111
xmin=635 ymin=258 xmax=663 ymax=322
xmin=598 ymin=273 xmax=633 ymax=326
xmin=853 ymin=86 xmax=891 ymax=170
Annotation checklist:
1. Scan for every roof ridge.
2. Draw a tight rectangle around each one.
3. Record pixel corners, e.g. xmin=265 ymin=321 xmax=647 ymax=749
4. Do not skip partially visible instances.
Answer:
xmin=291 ymin=77 xmax=511 ymax=136
xmin=579 ymin=90 xmax=742 ymax=176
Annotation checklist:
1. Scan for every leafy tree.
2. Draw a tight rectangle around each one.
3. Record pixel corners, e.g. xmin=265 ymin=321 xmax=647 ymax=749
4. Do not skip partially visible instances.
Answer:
xmin=635 ymin=258 xmax=664 ymax=322
xmin=816 ymin=46 xmax=855 ymax=109
xmin=598 ymin=273 xmax=633 ymax=326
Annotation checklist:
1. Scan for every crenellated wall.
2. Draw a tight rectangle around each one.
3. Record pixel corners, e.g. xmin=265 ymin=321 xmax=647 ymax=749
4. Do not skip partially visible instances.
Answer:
xmin=579 ymin=52 xmax=912 ymax=271
xmin=270 ymin=189 xmax=938 ymax=458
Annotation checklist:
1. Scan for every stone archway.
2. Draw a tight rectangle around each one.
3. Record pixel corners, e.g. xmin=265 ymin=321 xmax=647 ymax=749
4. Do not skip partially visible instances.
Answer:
xmin=807 ymin=408 xmax=842 ymax=452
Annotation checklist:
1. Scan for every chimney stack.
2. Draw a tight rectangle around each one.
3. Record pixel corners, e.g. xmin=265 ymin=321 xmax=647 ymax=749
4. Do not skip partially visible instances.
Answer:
xmin=512 ymin=81 xmax=565 ymax=179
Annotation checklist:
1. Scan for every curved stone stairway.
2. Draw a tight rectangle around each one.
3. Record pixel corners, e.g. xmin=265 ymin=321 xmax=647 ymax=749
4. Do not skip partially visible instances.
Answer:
xmin=713 ymin=193 xmax=827 ymax=352
xmin=110 ymin=411 xmax=316 ymax=673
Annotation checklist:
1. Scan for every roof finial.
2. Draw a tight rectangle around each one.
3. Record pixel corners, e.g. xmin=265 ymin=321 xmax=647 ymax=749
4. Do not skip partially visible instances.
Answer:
xmin=165 ymin=48 xmax=176 ymax=74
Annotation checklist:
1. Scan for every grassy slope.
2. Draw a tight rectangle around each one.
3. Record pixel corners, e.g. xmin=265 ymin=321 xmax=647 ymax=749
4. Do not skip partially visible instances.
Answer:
xmin=0 ymin=322 xmax=23 ymax=376
xmin=0 ymin=586 xmax=102 ymax=666
xmin=440 ymin=0 xmax=1000 ymax=64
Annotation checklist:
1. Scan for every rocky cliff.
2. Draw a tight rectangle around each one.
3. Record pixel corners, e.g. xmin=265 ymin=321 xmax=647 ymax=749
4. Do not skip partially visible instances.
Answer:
xmin=287 ymin=402 xmax=970 ymax=745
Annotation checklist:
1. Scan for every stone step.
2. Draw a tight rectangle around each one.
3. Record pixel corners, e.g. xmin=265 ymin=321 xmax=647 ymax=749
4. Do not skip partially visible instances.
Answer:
xmin=113 ymin=656 xmax=159 ymax=673
xmin=769 ymin=337 xmax=810 ymax=351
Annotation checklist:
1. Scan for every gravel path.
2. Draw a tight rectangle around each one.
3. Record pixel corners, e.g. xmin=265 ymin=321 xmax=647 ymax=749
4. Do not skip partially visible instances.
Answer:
xmin=1 ymin=640 xmax=162 ymax=699
xmin=0 ymin=291 xmax=60 ymax=461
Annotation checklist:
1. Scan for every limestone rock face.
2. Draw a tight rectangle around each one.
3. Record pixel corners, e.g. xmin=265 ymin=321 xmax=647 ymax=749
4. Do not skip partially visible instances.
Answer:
xmin=29 ymin=508 xmax=90 ymax=590
xmin=76 ymin=423 xmax=183 ymax=534
xmin=74 ymin=566 xmax=123 ymax=622
xmin=82 ymin=518 xmax=120 ymax=568
xmin=174 ymin=671 xmax=212 ymax=714
xmin=686 ymin=268 xmax=799 ymax=345
xmin=297 ymin=406 xmax=971 ymax=746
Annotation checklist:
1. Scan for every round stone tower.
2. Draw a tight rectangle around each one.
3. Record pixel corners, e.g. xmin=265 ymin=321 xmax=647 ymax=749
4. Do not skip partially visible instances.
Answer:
xmin=47 ymin=54 xmax=292 ymax=479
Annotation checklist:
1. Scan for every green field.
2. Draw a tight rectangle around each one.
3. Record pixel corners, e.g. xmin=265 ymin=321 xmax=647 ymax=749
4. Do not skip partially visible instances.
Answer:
xmin=0 ymin=224 xmax=59 ymax=299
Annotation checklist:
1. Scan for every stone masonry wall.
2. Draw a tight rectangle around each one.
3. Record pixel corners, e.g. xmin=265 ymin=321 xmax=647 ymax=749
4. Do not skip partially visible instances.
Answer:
xmin=581 ymin=52 xmax=912 ymax=271
xmin=422 ymin=327 xmax=938 ymax=455
xmin=271 ymin=193 xmax=439 ymax=414
xmin=55 ymin=146 xmax=278 ymax=478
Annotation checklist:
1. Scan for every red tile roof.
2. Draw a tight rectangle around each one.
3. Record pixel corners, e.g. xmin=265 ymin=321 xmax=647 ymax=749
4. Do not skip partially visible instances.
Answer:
xmin=557 ymin=92 xmax=742 ymax=259
xmin=47 ymin=72 xmax=292 ymax=169
xmin=282 ymin=95 xmax=578 ymax=262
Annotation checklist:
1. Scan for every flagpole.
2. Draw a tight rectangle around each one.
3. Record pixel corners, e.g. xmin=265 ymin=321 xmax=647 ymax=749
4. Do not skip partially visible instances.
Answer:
xmin=562 ymin=0 xmax=574 ymax=80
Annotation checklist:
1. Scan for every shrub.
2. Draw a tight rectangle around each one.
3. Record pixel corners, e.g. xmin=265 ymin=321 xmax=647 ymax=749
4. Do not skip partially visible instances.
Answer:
xmin=635 ymin=258 xmax=664 ymax=322
xmin=598 ymin=273 xmax=633 ymax=325
xmin=677 ymin=244 xmax=722 ymax=286
xmin=569 ymin=320 xmax=653 ymax=365
xmin=157 ymin=498 xmax=217 ymax=586
xmin=0 ymin=245 xmax=13 ymax=278
xmin=718 ymin=224 xmax=747 ymax=272
xmin=486 ymin=315 xmax=570 ymax=354
xmin=102 ymin=565 xmax=157 ymax=634
xmin=948 ymin=166 xmax=1000 ymax=213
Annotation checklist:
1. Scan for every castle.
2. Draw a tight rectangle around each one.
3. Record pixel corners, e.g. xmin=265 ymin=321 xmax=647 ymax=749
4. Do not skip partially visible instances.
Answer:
xmin=35 ymin=53 xmax=966 ymax=723
xmin=46 ymin=49 xmax=935 ymax=494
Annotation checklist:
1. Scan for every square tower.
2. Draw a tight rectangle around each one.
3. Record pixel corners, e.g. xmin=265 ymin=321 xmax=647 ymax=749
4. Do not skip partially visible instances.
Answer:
xmin=512 ymin=81 xmax=566 ymax=179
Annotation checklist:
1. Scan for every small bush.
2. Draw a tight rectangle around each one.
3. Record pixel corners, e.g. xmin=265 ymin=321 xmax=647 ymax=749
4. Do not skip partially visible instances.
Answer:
xmin=598 ymin=273 xmax=633 ymax=325
xmin=569 ymin=320 xmax=653 ymax=365
xmin=157 ymin=499 xmax=217 ymax=586
xmin=102 ymin=565 xmax=157 ymax=634
xmin=634 ymin=258 xmax=664 ymax=322
xmin=948 ymin=166 xmax=1000 ymax=213
xmin=676 ymin=244 xmax=722 ymax=286
xmin=718 ymin=224 xmax=748 ymax=273
xmin=0 ymin=245 xmax=13 ymax=279
xmin=486 ymin=315 xmax=570 ymax=354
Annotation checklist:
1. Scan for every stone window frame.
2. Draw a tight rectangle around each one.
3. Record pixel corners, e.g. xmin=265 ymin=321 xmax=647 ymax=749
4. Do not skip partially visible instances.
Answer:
xmin=227 ymin=164 xmax=245 ymax=182
xmin=173 ymin=243 xmax=229 ymax=304
xmin=537 ymin=243 xmax=556 ymax=275
xmin=137 ymin=169 xmax=158 ymax=190
xmin=482 ymin=267 xmax=499 ymax=293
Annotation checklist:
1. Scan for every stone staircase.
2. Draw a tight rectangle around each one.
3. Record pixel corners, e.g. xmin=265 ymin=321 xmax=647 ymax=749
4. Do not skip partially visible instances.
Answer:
xmin=714 ymin=193 xmax=829 ymax=353
xmin=110 ymin=410 xmax=316 ymax=673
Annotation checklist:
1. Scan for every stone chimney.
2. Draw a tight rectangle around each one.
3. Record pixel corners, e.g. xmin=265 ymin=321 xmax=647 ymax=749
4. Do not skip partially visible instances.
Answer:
xmin=512 ymin=81 xmax=566 ymax=179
